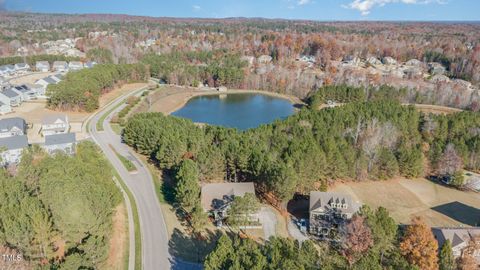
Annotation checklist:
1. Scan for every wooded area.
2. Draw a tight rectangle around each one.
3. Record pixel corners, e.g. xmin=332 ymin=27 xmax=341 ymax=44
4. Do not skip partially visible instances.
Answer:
xmin=0 ymin=143 xmax=122 ymax=268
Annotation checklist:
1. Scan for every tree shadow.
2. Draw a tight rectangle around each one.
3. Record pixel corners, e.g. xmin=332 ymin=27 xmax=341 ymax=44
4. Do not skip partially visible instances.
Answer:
xmin=160 ymin=170 xmax=176 ymax=204
xmin=168 ymin=228 xmax=225 ymax=265
xmin=431 ymin=201 xmax=480 ymax=226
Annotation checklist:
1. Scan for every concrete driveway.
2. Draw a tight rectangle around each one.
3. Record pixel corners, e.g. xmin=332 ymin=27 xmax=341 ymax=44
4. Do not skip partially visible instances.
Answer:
xmin=258 ymin=207 xmax=277 ymax=240
xmin=287 ymin=217 xmax=309 ymax=243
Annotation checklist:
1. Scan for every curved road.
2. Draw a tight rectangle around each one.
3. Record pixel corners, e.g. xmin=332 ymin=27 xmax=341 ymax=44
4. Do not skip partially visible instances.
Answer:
xmin=88 ymin=86 xmax=172 ymax=270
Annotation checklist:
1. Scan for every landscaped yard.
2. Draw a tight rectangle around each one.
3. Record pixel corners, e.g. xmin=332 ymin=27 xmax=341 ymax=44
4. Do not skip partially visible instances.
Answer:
xmin=331 ymin=177 xmax=480 ymax=227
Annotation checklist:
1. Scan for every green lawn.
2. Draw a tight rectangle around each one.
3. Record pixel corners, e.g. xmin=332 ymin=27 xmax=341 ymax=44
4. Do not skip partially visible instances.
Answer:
xmin=97 ymin=100 xmax=126 ymax=131
xmin=110 ymin=123 xmax=123 ymax=135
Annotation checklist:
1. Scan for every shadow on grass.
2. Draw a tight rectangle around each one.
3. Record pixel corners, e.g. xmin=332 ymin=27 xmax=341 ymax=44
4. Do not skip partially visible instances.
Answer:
xmin=160 ymin=170 xmax=176 ymax=204
xmin=431 ymin=201 xmax=480 ymax=226
xmin=168 ymin=228 xmax=224 ymax=265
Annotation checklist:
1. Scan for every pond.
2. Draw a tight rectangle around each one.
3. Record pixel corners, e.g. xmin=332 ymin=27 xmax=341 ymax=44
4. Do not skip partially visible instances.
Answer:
xmin=171 ymin=93 xmax=295 ymax=130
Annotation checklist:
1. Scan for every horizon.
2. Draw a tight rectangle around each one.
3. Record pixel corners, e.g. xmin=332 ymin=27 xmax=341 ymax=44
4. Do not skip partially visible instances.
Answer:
xmin=2 ymin=0 xmax=479 ymax=21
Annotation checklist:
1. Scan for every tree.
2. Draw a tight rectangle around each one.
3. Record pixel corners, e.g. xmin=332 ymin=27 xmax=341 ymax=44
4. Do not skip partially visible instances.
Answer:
xmin=190 ymin=202 xmax=208 ymax=233
xmin=439 ymin=240 xmax=456 ymax=270
xmin=342 ymin=215 xmax=374 ymax=265
xmin=174 ymin=159 xmax=201 ymax=213
xmin=438 ymin=143 xmax=463 ymax=177
xmin=360 ymin=206 xmax=397 ymax=261
xmin=400 ymin=217 xmax=439 ymax=270
xmin=227 ymin=193 xmax=260 ymax=227
xmin=204 ymin=235 xmax=234 ymax=270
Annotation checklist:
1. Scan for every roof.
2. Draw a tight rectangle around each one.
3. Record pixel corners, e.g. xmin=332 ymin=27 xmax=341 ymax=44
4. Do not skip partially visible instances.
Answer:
xmin=41 ymin=76 xmax=57 ymax=84
xmin=201 ymin=182 xmax=255 ymax=211
xmin=432 ymin=227 xmax=480 ymax=249
xmin=36 ymin=61 xmax=49 ymax=66
xmin=45 ymin=133 xmax=76 ymax=146
xmin=13 ymin=85 xmax=33 ymax=93
xmin=309 ymin=191 xmax=360 ymax=215
xmin=14 ymin=63 xmax=29 ymax=68
xmin=2 ymin=88 xmax=21 ymax=98
xmin=0 ymin=117 xmax=26 ymax=133
xmin=42 ymin=114 xmax=68 ymax=125
xmin=53 ymin=61 xmax=67 ymax=67
xmin=69 ymin=61 xmax=83 ymax=66
xmin=0 ymin=135 xmax=28 ymax=150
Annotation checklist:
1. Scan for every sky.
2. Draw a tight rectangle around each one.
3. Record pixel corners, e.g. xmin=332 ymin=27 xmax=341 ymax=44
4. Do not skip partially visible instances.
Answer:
xmin=2 ymin=0 xmax=479 ymax=21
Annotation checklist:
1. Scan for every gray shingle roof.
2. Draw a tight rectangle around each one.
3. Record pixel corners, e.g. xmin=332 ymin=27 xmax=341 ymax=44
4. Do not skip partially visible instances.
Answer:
xmin=42 ymin=77 xmax=57 ymax=84
xmin=45 ymin=133 xmax=75 ymax=146
xmin=310 ymin=191 xmax=360 ymax=215
xmin=0 ymin=117 xmax=26 ymax=133
xmin=42 ymin=114 xmax=68 ymax=125
xmin=0 ymin=135 xmax=28 ymax=150
xmin=3 ymin=88 xmax=20 ymax=98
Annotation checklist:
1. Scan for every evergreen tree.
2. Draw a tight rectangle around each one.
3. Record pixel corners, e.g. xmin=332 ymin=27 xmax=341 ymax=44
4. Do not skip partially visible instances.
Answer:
xmin=439 ymin=240 xmax=456 ymax=270
xmin=174 ymin=159 xmax=201 ymax=213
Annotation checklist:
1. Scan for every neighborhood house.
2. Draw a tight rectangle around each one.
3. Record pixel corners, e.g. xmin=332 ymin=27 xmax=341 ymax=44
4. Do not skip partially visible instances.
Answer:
xmin=2 ymin=88 xmax=23 ymax=106
xmin=433 ymin=227 xmax=480 ymax=263
xmin=0 ymin=135 xmax=28 ymax=165
xmin=44 ymin=133 xmax=76 ymax=155
xmin=0 ymin=117 xmax=26 ymax=138
xmin=35 ymin=61 xmax=50 ymax=72
xmin=52 ymin=61 xmax=68 ymax=72
xmin=201 ymin=182 xmax=257 ymax=224
xmin=309 ymin=191 xmax=361 ymax=240
xmin=41 ymin=115 xmax=69 ymax=136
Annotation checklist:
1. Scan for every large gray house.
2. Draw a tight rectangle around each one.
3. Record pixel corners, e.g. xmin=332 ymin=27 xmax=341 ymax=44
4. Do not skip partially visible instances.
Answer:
xmin=0 ymin=135 xmax=28 ymax=165
xmin=432 ymin=227 xmax=480 ymax=263
xmin=0 ymin=117 xmax=26 ymax=138
xmin=41 ymin=114 xmax=69 ymax=136
xmin=309 ymin=192 xmax=361 ymax=240
xmin=2 ymin=88 xmax=23 ymax=106
xmin=44 ymin=133 xmax=76 ymax=155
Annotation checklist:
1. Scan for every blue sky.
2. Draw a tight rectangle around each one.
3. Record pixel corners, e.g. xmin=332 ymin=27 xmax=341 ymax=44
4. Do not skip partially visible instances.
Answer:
xmin=3 ymin=0 xmax=479 ymax=21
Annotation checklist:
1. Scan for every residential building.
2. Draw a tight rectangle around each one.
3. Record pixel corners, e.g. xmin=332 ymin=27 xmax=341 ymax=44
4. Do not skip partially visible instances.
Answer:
xmin=0 ymin=117 xmax=26 ymax=138
xmin=14 ymin=63 xmax=30 ymax=73
xmin=429 ymin=62 xmax=446 ymax=75
xmin=52 ymin=61 xmax=68 ymax=72
xmin=35 ymin=61 xmax=50 ymax=72
xmin=13 ymin=84 xmax=37 ymax=101
xmin=68 ymin=61 xmax=84 ymax=71
xmin=0 ymin=93 xmax=12 ymax=114
xmin=258 ymin=55 xmax=273 ymax=64
xmin=44 ymin=133 xmax=76 ymax=155
xmin=35 ymin=75 xmax=61 ymax=98
xmin=0 ymin=135 xmax=28 ymax=165
xmin=432 ymin=227 xmax=480 ymax=263
xmin=41 ymin=115 xmax=69 ymax=136
xmin=201 ymin=182 xmax=257 ymax=223
xmin=84 ymin=61 xmax=97 ymax=68
xmin=309 ymin=191 xmax=361 ymax=239
xmin=2 ymin=88 xmax=23 ymax=106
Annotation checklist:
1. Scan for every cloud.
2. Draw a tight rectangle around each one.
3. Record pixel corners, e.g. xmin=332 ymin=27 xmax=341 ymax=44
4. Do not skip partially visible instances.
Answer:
xmin=192 ymin=5 xmax=201 ymax=11
xmin=297 ymin=0 xmax=312 ymax=5
xmin=344 ymin=0 xmax=444 ymax=16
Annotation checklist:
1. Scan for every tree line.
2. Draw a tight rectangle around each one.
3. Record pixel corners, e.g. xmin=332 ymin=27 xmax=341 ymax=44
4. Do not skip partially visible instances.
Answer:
xmin=0 ymin=142 xmax=122 ymax=269
xmin=0 ymin=54 xmax=80 ymax=66
xmin=47 ymin=63 xmax=149 ymax=112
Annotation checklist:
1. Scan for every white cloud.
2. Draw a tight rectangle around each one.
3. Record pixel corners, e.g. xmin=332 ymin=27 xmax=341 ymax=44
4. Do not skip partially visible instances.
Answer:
xmin=344 ymin=0 xmax=444 ymax=16
xmin=192 ymin=5 xmax=201 ymax=11
xmin=297 ymin=0 xmax=312 ymax=5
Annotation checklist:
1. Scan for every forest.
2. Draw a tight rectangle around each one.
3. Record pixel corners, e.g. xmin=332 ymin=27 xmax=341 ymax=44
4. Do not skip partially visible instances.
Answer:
xmin=0 ymin=142 xmax=122 ymax=269
xmin=140 ymin=50 xmax=247 ymax=88
xmin=0 ymin=54 xmax=81 ymax=66
xmin=122 ymin=94 xmax=480 ymax=202
xmin=47 ymin=63 xmax=149 ymax=112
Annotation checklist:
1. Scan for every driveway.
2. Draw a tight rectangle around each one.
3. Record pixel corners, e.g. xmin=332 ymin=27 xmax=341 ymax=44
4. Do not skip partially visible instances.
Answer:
xmin=258 ymin=207 xmax=277 ymax=240
xmin=287 ymin=217 xmax=309 ymax=243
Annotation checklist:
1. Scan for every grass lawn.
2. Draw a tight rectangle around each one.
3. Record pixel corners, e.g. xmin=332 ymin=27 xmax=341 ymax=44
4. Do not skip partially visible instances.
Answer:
xmin=96 ymin=100 xmax=125 ymax=131
xmin=109 ymin=145 xmax=137 ymax=172
xmin=110 ymin=123 xmax=123 ymax=135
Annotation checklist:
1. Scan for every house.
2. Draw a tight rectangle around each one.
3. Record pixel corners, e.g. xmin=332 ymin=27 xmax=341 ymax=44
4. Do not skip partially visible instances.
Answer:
xmin=0 ymin=117 xmax=26 ymax=138
xmin=257 ymin=55 xmax=273 ymax=64
xmin=68 ymin=61 xmax=84 ymax=71
xmin=13 ymin=84 xmax=37 ymax=101
xmin=428 ymin=62 xmax=446 ymax=75
xmin=217 ymin=86 xmax=228 ymax=92
xmin=0 ymin=93 xmax=12 ymax=114
xmin=2 ymin=88 xmax=23 ymax=106
xmin=367 ymin=57 xmax=382 ymax=66
xmin=382 ymin=57 xmax=398 ymax=65
xmin=297 ymin=55 xmax=316 ymax=63
xmin=0 ymin=135 xmax=28 ymax=165
xmin=0 ymin=66 xmax=8 ymax=77
xmin=35 ymin=61 xmax=50 ymax=72
xmin=51 ymin=73 xmax=63 ymax=82
xmin=41 ymin=115 xmax=69 ymax=136
xmin=84 ymin=61 xmax=97 ymax=69
xmin=405 ymin=59 xmax=423 ymax=67
xmin=4 ymin=65 xmax=15 ymax=76
xmin=309 ymin=191 xmax=361 ymax=239
xmin=52 ymin=61 xmax=68 ymax=72
xmin=35 ymin=75 xmax=61 ymax=98
xmin=44 ymin=133 xmax=76 ymax=155
xmin=14 ymin=63 xmax=30 ymax=74
xmin=201 ymin=182 xmax=257 ymax=223
xmin=432 ymin=227 xmax=480 ymax=263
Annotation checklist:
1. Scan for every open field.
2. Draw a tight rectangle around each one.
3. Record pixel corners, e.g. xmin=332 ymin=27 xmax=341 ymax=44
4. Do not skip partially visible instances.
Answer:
xmin=331 ymin=178 xmax=480 ymax=227
xmin=409 ymin=103 xmax=464 ymax=115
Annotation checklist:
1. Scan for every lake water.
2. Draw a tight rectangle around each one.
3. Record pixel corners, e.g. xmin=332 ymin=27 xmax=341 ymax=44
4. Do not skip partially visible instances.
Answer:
xmin=171 ymin=93 xmax=294 ymax=130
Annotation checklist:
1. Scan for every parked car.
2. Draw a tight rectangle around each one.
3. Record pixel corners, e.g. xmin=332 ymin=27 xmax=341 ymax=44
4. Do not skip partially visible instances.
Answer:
xmin=299 ymin=218 xmax=307 ymax=233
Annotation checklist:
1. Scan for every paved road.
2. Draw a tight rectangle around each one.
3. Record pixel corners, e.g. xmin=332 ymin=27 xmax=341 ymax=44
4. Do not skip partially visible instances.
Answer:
xmin=88 ymin=86 xmax=172 ymax=270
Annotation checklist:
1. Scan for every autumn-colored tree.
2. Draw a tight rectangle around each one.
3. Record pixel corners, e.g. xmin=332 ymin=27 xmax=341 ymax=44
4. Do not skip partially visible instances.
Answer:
xmin=457 ymin=236 xmax=480 ymax=270
xmin=438 ymin=143 xmax=463 ymax=177
xmin=341 ymin=215 xmax=374 ymax=265
xmin=400 ymin=217 xmax=439 ymax=270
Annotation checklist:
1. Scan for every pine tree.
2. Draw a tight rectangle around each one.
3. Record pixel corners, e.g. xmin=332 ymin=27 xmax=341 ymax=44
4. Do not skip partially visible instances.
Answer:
xmin=439 ymin=240 xmax=456 ymax=270
xmin=174 ymin=159 xmax=201 ymax=212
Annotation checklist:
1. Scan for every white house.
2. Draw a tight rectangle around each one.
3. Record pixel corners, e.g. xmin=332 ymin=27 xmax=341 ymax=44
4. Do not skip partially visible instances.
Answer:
xmin=44 ymin=132 xmax=76 ymax=155
xmin=2 ymin=88 xmax=23 ymax=106
xmin=35 ymin=61 xmax=50 ymax=72
xmin=0 ymin=135 xmax=28 ymax=165
xmin=13 ymin=85 xmax=37 ymax=101
xmin=0 ymin=93 xmax=12 ymax=114
xmin=68 ymin=61 xmax=84 ymax=71
xmin=14 ymin=63 xmax=30 ymax=74
xmin=41 ymin=114 xmax=69 ymax=136
xmin=52 ymin=61 xmax=68 ymax=73
xmin=35 ymin=76 xmax=61 ymax=98
xmin=0 ymin=117 xmax=26 ymax=138
xmin=84 ymin=61 xmax=97 ymax=69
